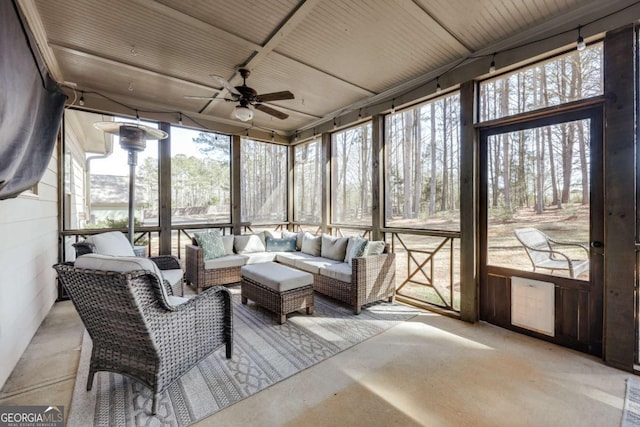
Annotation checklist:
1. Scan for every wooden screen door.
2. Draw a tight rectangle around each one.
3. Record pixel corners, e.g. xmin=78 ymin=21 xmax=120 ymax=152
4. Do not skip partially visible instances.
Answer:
xmin=479 ymin=105 xmax=603 ymax=356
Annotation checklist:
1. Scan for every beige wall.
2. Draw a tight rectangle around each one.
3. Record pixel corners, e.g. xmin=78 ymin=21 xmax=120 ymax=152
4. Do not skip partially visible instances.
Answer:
xmin=0 ymin=149 xmax=59 ymax=388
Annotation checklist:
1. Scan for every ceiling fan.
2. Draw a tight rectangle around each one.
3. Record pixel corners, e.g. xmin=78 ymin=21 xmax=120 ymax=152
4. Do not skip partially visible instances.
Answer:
xmin=186 ymin=68 xmax=294 ymax=121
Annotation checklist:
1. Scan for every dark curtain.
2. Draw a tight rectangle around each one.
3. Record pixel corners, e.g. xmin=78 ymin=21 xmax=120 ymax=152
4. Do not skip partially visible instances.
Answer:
xmin=0 ymin=1 xmax=66 ymax=199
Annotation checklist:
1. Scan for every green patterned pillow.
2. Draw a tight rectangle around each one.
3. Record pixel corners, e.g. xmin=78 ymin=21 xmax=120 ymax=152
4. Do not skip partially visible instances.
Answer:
xmin=194 ymin=230 xmax=226 ymax=260
xmin=344 ymin=236 xmax=368 ymax=266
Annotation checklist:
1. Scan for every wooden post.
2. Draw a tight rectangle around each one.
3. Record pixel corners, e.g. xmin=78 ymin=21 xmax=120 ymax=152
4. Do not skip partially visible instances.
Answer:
xmin=288 ymin=145 xmax=295 ymax=230
xmin=371 ymin=114 xmax=384 ymax=241
xmin=231 ymin=135 xmax=242 ymax=235
xmin=321 ymin=132 xmax=331 ymax=234
xmin=459 ymin=81 xmax=478 ymax=322
xmin=603 ymin=25 xmax=636 ymax=370
xmin=158 ymin=122 xmax=172 ymax=255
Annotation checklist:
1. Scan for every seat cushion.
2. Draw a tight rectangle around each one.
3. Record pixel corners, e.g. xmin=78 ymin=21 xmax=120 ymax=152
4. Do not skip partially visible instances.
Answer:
xmin=75 ymin=253 xmax=162 ymax=278
xmin=162 ymin=269 xmax=184 ymax=288
xmin=167 ymin=295 xmax=189 ymax=306
xmin=240 ymin=252 xmax=277 ymax=265
xmin=241 ymin=262 xmax=313 ymax=292
xmin=319 ymin=263 xmax=352 ymax=283
xmin=204 ymin=255 xmax=246 ymax=269
xmin=86 ymin=231 xmax=135 ymax=257
xmin=275 ymin=251 xmax=315 ymax=267
xmin=294 ymin=257 xmax=342 ymax=275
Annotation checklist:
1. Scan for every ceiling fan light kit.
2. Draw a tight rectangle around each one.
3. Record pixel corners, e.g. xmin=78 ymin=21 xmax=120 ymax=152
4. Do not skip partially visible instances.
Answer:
xmin=233 ymin=104 xmax=254 ymax=122
xmin=188 ymin=68 xmax=294 ymax=121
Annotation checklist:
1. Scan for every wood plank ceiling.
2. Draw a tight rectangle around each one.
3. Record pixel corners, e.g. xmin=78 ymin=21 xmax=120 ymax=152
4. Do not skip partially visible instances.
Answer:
xmin=19 ymin=0 xmax=640 ymax=138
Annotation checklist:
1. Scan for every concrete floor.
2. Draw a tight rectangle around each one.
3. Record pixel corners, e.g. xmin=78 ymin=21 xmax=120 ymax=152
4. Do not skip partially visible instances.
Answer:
xmin=0 ymin=298 xmax=630 ymax=426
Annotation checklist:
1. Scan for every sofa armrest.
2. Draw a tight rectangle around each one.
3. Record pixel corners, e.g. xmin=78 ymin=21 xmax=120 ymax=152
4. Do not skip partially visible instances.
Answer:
xmin=149 ymin=255 xmax=182 ymax=270
xmin=185 ymin=243 xmax=204 ymax=285
xmin=72 ymin=241 xmax=95 ymax=257
xmin=351 ymin=252 xmax=396 ymax=311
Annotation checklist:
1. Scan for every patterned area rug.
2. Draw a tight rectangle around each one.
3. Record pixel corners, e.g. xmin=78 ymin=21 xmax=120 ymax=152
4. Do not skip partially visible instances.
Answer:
xmin=623 ymin=377 xmax=640 ymax=427
xmin=67 ymin=287 xmax=419 ymax=426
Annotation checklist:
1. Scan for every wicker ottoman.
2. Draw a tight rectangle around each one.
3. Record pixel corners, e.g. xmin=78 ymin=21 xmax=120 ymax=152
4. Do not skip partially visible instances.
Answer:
xmin=241 ymin=262 xmax=314 ymax=324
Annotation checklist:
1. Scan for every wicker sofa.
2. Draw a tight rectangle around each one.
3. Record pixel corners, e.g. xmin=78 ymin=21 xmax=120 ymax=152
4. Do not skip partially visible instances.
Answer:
xmin=185 ymin=231 xmax=396 ymax=314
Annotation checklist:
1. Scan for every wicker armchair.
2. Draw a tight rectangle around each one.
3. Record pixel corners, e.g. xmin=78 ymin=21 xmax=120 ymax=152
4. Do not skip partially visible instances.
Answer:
xmin=53 ymin=256 xmax=233 ymax=415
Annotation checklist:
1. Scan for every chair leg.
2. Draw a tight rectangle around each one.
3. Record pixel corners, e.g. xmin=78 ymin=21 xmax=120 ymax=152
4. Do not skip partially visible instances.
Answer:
xmin=152 ymin=393 xmax=159 ymax=415
xmin=86 ymin=369 xmax=96 ymax=391
xmin=226 ymin=341 xmax=233 ymax=359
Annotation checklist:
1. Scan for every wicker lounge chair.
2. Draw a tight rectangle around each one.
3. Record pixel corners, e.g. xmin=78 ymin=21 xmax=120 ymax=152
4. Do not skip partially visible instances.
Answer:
xmin=514 ymin=227 xmax=589 ymax=278
xmin=53 ymin=255 xmax=233 ymax=414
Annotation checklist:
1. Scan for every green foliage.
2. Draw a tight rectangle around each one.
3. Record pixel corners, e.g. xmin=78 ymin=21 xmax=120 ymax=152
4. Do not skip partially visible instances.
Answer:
xmin=95 ymin=217 xmax=147 ymax=244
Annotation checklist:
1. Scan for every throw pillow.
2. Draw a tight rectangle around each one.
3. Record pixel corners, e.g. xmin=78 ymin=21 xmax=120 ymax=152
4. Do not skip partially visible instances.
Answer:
xmin=301 ymin=232 xmax=321 ymax=256
xmin=265 ymin=236 xmax=297 ymax=252
xmin=194 ymin=230 xmax=226 ymax=260
xmin=282 ymin=230 xmax=304 ymax=250
xmin=264 ymin=230 xmax=282 ymax=239
xmin=365 ymin=240 xmax=386 ymax=256
xmin=221 ymin=235 xmax=234 ymax=255
xmin=344 ymin=236 xmax=368 ymax=265
xmin=86 ymin=231 xmax=135 ymax=256
xmin=234 ymin=233 xmax=267 ymax=254
xmin=321 ymin=234 xmax=349 ymax=261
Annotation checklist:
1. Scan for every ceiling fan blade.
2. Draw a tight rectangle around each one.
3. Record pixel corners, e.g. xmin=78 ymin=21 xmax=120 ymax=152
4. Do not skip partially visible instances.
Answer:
xmin=210 ymin=74 xmax=241 ymax=96
xmin=255 ymin=103 xmax=289 ymax=120
xmin=256 ymin=91 xmax=295 ymax=102
xmin=184 ymin=96 xmax=236 ymax=102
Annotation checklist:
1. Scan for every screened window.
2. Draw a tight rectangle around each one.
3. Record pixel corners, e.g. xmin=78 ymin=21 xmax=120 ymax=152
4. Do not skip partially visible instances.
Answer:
xmin=385 ymin=93 xmax=461 ymax=230
xmin=240 ymin=139 xmax=287 ymax=223
xmin=63 ymin=109 xmax=159 ymax=229
xmin=331 ymin=123 xmax=372 ymax=225
xmin=294 ymin=138 xmax=321 ymax=224
xmin=479 ymin=43 xmax=603 ymax=121
xmin=171 ymin=127 xmax=231 ymax=224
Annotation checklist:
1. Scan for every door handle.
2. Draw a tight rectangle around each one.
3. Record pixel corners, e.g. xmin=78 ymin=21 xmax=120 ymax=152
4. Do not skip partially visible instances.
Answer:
xmin=590 ymin=241 xmax=603 ymax=248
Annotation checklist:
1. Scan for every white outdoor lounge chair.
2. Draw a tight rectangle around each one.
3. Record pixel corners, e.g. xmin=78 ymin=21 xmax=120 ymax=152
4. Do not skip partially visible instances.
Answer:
xmin=514 ymin=227 xmax=589 ymax=279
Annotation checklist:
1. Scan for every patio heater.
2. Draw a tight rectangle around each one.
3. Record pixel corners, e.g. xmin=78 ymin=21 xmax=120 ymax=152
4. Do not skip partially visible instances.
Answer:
xmin=93 ymin=122 xmax=168 ymax=245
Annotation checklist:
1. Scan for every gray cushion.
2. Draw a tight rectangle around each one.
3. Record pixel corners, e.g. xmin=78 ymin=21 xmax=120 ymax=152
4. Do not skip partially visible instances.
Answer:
xmin=294 ymin=257 xmax=342 ymax=275
xmin=321 ymin=234 xmax=349 ymax=261
xmin=301 ymin=232 xmax=321 ymax=256
xmin=86 ymin=231 xmax=135 ymax=257
xmin=365 ymin=240 xmax=386 ymax=256
xmin=241 ymin=252 xmax=278 ymax=265
xmin=265 ymin=236 xmax=297 ymax=252
xmin=161 ymin=269 xmax=184 ymax=288
xmin=74 ymin=254 xmax=170 ymax=300
xmin=167 ymin=295 xmax=189 ymax=306
xmin=344 ymin=236 xmax=368 ymax=265
xmin=222 ymin=235 xmax=234 ymax=255
xmin=234 ymin=233 xmax=267 ymax=254
xmin=275 ymin=251 xmax=315 ymax=267
xmin=319 ymin=263 xmax=352 ymax=283
xmin=204 ymin=255 xmax=246 ymax=269
xmin=241 ymin=262 xmax=313 ymax=292
xmin=194 ymin=230 xmax=226 ymax=260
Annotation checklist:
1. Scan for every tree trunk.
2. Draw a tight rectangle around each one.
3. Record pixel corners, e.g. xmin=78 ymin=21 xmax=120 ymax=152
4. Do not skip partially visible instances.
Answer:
xmin=440 ymin=98 xmax=449 ymax=211
xmin=429 ymin=102 xmax=437 ymax=215
xmin=412 ymin=109 xmax=422 ymax=218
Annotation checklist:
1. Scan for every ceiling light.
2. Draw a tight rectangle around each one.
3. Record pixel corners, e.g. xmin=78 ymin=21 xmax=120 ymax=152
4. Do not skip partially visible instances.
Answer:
xmin=390 ymin=99 xmax=396 ymax=114
xmin=128 ymin=82 xmax=134 ymax=92
xmin=576 ymin=26 xmax=586 ymax=51
xmin=233 ymin=105 xmax=253 ymax=122
xmin=79 ymin=91 xmax=85 ymax=106
xmin=436 ymin=77 xmax=442 ymax=94
xmin=489 ymin=54 xmax=496 ymax=74
xmin=178 ymin=113 xmax=183 ymax=125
